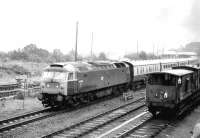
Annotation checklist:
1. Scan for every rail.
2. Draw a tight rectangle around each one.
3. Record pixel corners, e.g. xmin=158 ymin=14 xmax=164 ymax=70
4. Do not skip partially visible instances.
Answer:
xmin=41 ymin=97 xmax=145 ymax=138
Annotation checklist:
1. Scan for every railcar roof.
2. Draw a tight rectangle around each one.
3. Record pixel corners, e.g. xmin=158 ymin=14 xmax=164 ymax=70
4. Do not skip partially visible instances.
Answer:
xmin=150 ymin=69 xmax=193 ymax=76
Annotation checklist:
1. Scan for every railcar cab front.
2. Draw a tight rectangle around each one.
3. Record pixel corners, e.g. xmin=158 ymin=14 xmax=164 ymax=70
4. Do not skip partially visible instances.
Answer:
xmin=146 ymin=69 xmax=194 ymax=115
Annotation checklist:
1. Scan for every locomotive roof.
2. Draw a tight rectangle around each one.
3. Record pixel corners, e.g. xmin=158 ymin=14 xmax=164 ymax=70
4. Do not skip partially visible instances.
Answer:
xmin=150 ymin=69 xmax=193 ymax=76
xmin=48 ymin=61 xmax=115 ymax=72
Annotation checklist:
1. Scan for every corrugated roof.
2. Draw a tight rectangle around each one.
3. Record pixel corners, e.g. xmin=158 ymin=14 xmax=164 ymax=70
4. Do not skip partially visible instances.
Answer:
xmin=159 ymin=69 xmax=193 ymax=76
xmin=172 ymin=65 xmax=200 ymax=71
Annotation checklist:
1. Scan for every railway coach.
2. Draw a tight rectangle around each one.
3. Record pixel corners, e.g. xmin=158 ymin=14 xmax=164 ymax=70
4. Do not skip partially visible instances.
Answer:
xmin=146 ymin=65 xmax=200 ymax=115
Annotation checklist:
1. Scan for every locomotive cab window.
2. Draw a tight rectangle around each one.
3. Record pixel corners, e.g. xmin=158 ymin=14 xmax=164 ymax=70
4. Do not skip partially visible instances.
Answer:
xmin=42 ymin=69 xmax=67 ymax=80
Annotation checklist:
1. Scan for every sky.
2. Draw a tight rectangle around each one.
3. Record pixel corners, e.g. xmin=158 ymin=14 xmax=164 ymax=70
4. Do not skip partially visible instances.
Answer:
xmin=0 ymin=0 xmax=198 ymax=59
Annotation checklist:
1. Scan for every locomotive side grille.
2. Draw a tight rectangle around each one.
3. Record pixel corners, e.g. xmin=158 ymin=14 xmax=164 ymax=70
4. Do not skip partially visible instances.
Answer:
xmin=67 ymin=81 xmax=78 ymax=95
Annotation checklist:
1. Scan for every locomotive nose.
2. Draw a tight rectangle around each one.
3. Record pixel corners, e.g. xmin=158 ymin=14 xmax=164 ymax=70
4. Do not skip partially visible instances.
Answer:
xmin=41 ymin=82 xmax=64 ymax=94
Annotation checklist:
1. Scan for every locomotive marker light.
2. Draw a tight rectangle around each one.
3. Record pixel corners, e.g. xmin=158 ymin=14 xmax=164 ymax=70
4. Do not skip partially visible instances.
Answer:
xmin=46 ymin=84 xmax=50 ymax=88
xmin=164 ymin=91 xmax=168 ymax=98
xmin=56 ymin=85 xmax=59 ymax=88
xmin=178 ymin=77 xmax=182 ymax=84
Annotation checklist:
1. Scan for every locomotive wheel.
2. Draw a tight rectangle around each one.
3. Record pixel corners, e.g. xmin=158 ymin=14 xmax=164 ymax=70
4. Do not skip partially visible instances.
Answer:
xmin=88 ymin=93 xmax=94 ymax=101
xmin=80 ymin=96 xmax=87 ymax=103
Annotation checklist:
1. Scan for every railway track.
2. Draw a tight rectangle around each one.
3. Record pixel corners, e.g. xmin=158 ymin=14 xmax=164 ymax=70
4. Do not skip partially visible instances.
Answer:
xmin=0 ymin=107 xmax=72 ymax=135
xmin=41 ymin=97 xmax=145 ymax=138
xmin=98 ymin=93 xmax=200 ymax=138
xmin=106 ymin=113 xmax=168 ymax=138
xmin=0 ymin=90 xmax=145 ymax=137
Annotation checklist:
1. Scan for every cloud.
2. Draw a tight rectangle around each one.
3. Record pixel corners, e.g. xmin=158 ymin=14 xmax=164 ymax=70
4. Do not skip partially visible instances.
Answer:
xmin=185 ymin=0 xmax=200 ymax=41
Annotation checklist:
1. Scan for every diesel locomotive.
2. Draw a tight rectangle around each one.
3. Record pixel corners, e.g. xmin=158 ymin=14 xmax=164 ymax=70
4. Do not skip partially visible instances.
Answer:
xmin=38 ymin=57 xmax=198 ymax=107
xmin=146 ymin=65 xmax=200 ymax=115
xmin=38 ymin=61 xmax=132 ymax=107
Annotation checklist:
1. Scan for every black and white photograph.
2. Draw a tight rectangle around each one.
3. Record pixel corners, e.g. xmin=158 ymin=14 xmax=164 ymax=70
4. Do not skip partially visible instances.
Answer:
xmin=0 ymin=0 xmax=200 ymax=137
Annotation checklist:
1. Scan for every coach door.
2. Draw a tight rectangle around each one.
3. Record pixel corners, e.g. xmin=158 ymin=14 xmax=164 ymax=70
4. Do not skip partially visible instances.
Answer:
xmin=198 ymin=69 xmax=200 ymax=89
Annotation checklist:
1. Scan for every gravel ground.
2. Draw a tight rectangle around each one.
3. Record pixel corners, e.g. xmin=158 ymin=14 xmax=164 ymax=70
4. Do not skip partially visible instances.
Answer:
xmin=0 ymin=97 xmax=44 ymax=120
xmin=158 ymin=105 xmax=200 ymax=138
xmin=85 ymin=105 xmax=200 ymax=138
xmin=2 ymin=91 xmax=145 ymax=138
xmin=1 ymin=90 xmax=200 ymax=138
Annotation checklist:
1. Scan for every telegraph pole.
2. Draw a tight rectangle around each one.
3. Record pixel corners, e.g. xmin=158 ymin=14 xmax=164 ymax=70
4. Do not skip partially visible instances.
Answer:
xmin=91 ymin=32 xmax=93 ymax=60
xmin=157 ymin=45 xmax=159 ymax=56
xmin=153 ymin=43 xmax=155 ymax=56
xmin=162 ymin=48 xmax=164 ymax=56
xmin=75 ymin=21 xmax=79 ymax=61
xmin=137 ymin=40 xmax=139 ymax=56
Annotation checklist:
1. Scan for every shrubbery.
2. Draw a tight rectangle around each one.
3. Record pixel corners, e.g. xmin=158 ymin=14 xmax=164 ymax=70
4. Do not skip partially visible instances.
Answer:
xmin=1 ymin=44 xmax=109 ymax=63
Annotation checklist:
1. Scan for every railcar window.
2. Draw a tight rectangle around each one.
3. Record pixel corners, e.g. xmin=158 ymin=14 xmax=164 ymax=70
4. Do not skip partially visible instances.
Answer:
xmin=148 ymin=74 xmax=176 ymax=86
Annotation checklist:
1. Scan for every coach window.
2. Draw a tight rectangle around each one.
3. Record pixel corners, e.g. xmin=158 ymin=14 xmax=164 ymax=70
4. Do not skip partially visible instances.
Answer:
xmin=185 ymin=78 xmax=189 ymax=92
xmin=138 ymin=67 xmax=140 ymax=74
xmin=141 ymin=67 xmax=143 ymax=74
xmin=137 ymin=67 xmax=139 ymax=75
xmin=68 ymin=73 xmax=73 ymax=80
xmin=134 ymin=67 xmax=137 ymax=75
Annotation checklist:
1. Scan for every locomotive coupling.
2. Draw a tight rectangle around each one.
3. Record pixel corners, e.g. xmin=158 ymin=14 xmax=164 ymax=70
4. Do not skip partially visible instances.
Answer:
xmin=56 ymin=95 xmax=64 ymax=102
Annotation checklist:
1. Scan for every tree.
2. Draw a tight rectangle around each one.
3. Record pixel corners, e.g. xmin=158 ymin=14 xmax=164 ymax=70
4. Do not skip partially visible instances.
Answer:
xmin=98 ymin=52 xmax=107 ymax=60
xmin=139 ymin=51 xmax=147 ymax=60
xmin=52 ymin=49 xmax=64 ymax=62
xmin=124 ymin=53 xmax=139 ymax=60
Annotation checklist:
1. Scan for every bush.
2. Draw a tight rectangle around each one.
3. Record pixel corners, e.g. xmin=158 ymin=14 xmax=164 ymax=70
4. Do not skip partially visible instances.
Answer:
xmin=10 ymin=65 xmax=30 ymax=75
xmin=14 ymin=92 xmax=24 ymax=100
